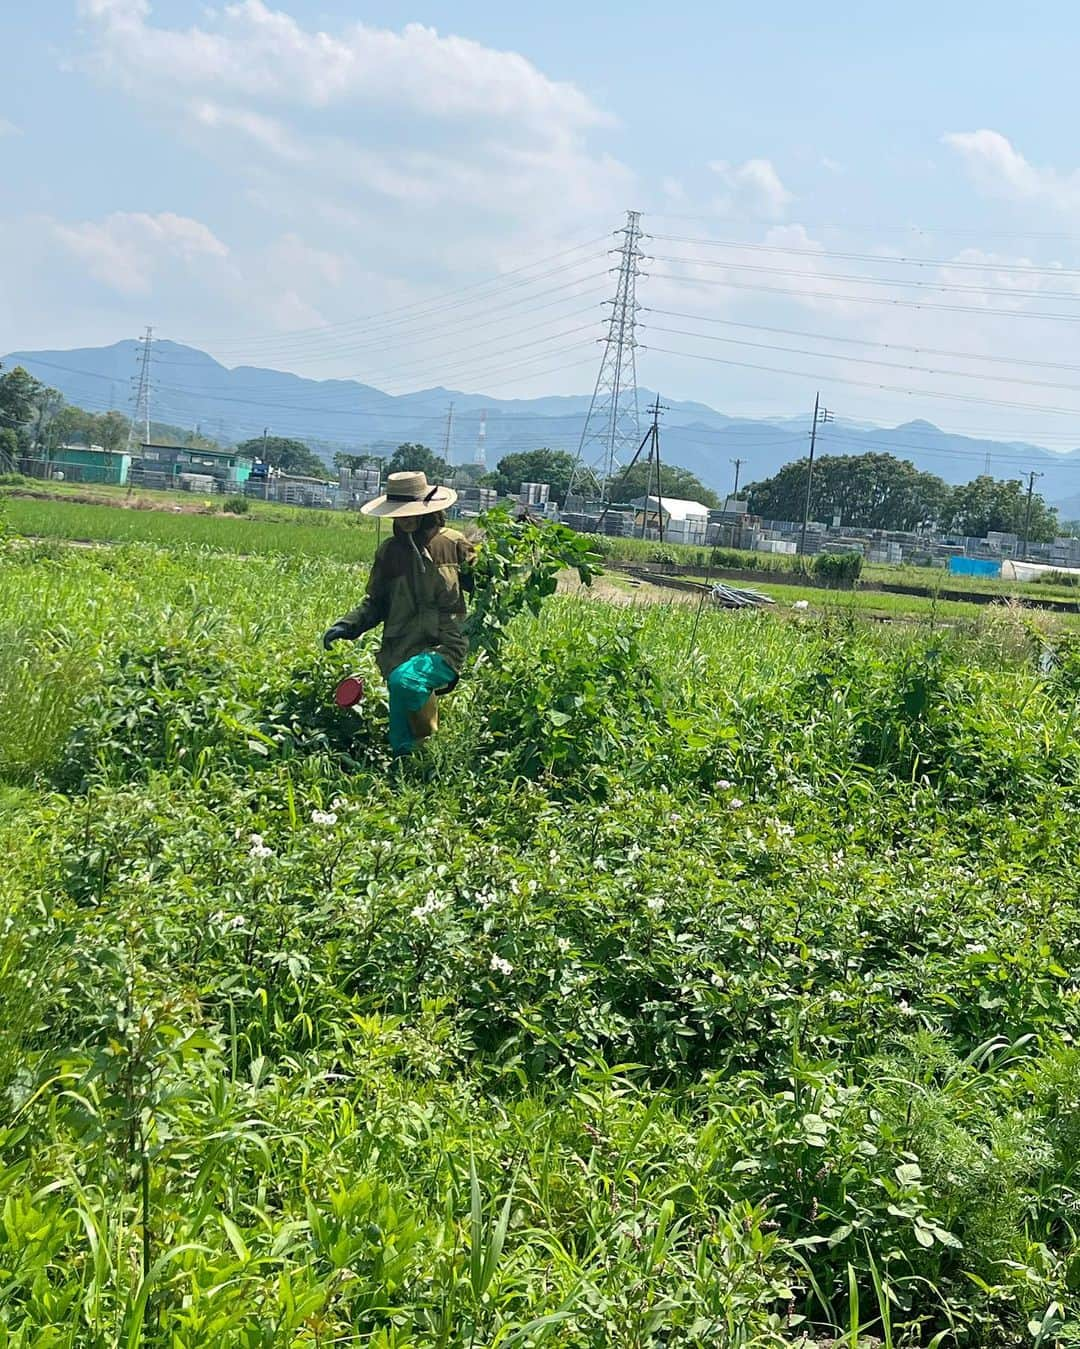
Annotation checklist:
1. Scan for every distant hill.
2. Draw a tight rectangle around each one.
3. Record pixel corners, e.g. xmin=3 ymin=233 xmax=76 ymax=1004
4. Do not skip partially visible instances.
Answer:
xmin=6 ymin=339 xmax=1080 ymax=507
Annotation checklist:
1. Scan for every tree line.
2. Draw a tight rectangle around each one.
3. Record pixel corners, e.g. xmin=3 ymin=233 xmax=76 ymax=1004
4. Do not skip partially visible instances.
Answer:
xmin=746 ymin=451 xmax=1059 ymax=541
xmin=1 ymin=362 xmax=1063 ymax=539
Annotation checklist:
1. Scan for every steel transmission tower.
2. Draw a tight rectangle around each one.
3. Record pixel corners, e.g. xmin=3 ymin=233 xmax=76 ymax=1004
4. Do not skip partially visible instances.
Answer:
xmin=568 ymin=211 xmax=645 ymax=503
xmin=125 ymin=326 xmax=154 ymax=454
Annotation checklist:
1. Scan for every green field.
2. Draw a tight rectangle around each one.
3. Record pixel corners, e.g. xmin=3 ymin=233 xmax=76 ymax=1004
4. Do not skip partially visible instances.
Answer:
xmin=2 ymin=494 xmax=379 ymax=562
xmin=2 ymin=513 xmax=1080 ymax=1345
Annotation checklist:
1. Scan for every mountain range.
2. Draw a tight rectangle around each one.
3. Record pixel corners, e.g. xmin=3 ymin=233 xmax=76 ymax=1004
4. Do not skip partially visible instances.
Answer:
xmin=6 ymin=338 xmax=1080 ymax=515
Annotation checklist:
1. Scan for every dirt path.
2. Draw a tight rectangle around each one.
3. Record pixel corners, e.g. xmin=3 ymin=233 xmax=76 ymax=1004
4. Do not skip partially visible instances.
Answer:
xmin=557 ymin=570 xmax=701 ymax=606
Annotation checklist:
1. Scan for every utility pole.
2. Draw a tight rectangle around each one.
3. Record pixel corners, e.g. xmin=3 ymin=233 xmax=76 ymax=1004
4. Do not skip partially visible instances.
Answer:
xmin=262 ymin=426 xmax=270 ymax=500
xmin=568 ymin=209 xmax=645 ymax=503
xmin=597 ymin=395 xmax=666 ymax=540
xmin=442 ymin=402 xmax=455 ymax=469
xmin=1021 ymin=470 xmax=1044 ymax=562
xmin=799 ymin=393 xmax=832 ymax=556
xmin=638 ymin=396 xmax=667 ymax=540
xmin=730 ymin=457 xmax=744 ymax=505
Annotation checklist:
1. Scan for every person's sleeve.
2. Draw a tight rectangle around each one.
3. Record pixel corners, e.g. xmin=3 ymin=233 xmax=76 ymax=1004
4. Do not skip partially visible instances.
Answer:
xmin=336 ymin=549 xmax=388 ymax=637
xmin=457 ymin=534 xmax=477 ymax=596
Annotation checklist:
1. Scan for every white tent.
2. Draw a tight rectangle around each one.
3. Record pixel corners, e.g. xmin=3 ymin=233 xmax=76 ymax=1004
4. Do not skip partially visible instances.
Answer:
xmin=630 ymin=495 xmax=709 ymax=545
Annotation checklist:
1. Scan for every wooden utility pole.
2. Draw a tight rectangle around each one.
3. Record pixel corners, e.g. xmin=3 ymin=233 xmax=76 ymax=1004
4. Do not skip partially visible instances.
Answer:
xmin=1021 ymin=470 xmax=1044 ymax=562
xmin=598 ymin=395 xmax=666 ymax=540
xmin=799 ymin=394 xmax=832 ymax=555
xmin=730 ymin=457 xmax=744 ymax=503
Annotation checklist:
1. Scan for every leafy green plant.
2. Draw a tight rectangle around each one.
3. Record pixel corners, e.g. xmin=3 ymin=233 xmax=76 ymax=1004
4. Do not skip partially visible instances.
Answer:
xmin=814 ymin=550 xmax=864 ymax=588
xmin=1 ymin=524 xmax=1079 ymax=1344
xmin=464 ymin=507 xmax=601 ymax=662
xmin=222 ymin=495 xmax=250 ymax=515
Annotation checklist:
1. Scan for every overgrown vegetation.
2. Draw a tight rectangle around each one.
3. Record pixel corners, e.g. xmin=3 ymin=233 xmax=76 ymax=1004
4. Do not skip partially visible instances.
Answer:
xmin=813 ymin=549 xmax=864 ymax=587
xmin=1 ymin=522 xmax=1080 ymax=1345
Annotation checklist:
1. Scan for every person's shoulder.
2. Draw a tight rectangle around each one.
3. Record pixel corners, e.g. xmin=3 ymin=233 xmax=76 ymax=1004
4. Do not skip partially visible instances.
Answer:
xmin=372 ymin=533 xmax=407 ymax=567
xmin=431 ymin=526 xmax=472 ymax=557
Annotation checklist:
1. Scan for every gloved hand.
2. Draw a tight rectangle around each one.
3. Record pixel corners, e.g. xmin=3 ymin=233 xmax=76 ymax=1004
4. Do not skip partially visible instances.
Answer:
xmin=322 ymin=623 xmax=352 ymax=650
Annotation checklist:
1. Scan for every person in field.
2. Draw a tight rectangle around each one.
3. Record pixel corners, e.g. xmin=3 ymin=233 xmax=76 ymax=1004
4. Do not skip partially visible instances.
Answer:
xmin=322 ymin=471 xmax=475 ymax=758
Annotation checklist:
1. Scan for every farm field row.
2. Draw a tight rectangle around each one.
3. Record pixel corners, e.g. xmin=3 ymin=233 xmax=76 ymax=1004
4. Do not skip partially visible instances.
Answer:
xmin=2 ymin=526 xmax=1080 ymax=1343
xmin=9 ymin=484 xmax=1080 ymax=610
xmin=1 ymin=494 xmax=380 ymax=561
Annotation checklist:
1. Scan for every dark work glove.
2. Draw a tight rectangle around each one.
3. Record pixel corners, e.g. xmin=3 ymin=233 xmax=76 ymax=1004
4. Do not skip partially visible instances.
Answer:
xmin=322 ymin=623 xmax=352 ymax=650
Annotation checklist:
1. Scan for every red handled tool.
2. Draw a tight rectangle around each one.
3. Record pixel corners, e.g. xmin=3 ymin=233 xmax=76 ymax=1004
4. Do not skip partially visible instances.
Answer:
xmin=334 ymin=675 xmax=365 ymax=708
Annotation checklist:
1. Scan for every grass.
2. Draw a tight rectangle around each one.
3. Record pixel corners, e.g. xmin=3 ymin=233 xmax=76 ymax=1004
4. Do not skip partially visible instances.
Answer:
xmin=3 ymin=495 xmax=380 ymax=560
xmin=1 ymin=518 xmax=1080 ymax=1344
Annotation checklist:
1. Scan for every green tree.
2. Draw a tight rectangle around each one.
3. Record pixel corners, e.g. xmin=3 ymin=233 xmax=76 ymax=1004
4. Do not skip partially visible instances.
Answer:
xmin=486 ymin=449 xmax=579 ymax=504
xmin=448 ymin=461 xmax=489 ymax=488
xmin=612 ymin=461 xmax=722 ymax=509
xmin=333 ymin=451 xmax=383 ymax=473
xmin=44 ymin=403 xmax=95 ymax=453
xmin=236 ymin=436 xmax=328 ymax=478
xmin=94 ymin=410 xmax=130 ymax=456
xmin=944 ymin=475 xmax=1057 ymax=541
xmin=0 ymin=366 xmax=46 ymax=450
xmin=0 ymin=366 xmax=51 ymax=453
xmin=387 ymin=443 xmax=451 ymax=481
xmin=746 ymin=452 xmax=950 ymax=530
xmin=0 ymin=427 xmax=17 ymax=469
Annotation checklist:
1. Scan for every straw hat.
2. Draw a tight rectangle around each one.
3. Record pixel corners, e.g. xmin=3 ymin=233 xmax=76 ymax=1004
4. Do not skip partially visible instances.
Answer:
xmin=360 ymin=470 xmax=457 ymax=518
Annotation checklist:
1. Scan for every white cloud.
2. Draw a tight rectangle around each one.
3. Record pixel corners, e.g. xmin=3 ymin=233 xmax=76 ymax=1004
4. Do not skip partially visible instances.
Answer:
xmin=74 ymin=0 xmax=629 ymax=252
xmin=0 ymin=119 xmax=20 ymax=137
xmin=661 ymin=176 xmax=687 ymax=205
xmin=943 ymin=130 xmax=1080 ymax=214
xmin=78 ymin=0 xmax=610 ymax=132
xmin=52 ymin=211 xmax=229 ymax=295
xmin=708 ymin=157 xmax=792 ymax=220
xmin=77 ymin=1 xmax=612 ymax=156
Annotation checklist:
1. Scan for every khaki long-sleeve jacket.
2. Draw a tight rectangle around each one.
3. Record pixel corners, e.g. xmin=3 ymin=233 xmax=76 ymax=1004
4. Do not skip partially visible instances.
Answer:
xmin=336 ymin=526 xmax=475 ymax=677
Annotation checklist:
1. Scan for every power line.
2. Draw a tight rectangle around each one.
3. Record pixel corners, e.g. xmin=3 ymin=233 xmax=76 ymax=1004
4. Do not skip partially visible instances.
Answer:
xmin=645 ymin=342 xmax=1080 ymax=418
xmin=175 ymin=234 xmax=613 ymax=350
xmin=643 ymin=308 xmax=1080 ymax=376
xmin=645 ymin=211 xmax=1080 ymax=243
xmin=649 ymin=252 xmax=1080 ymax=302
xmin=651 ymin=232 xmax=1080 ymax=279
xmin=642 ymin=321 xmax=1080 ymax=395
xmin=648 ymin=269 xmax=1080 ymax=323
xmin=157 ymin=267 xmax=613 ymax=370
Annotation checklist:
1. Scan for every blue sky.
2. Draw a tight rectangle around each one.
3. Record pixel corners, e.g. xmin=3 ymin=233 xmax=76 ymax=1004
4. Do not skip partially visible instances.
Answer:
xmin=4 ymin=1 xmax=1080 ymax=445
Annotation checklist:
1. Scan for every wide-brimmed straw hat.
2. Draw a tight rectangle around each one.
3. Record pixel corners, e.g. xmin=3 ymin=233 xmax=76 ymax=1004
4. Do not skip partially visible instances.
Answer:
xmin=360 ymin=471 xmax=458 ymax=518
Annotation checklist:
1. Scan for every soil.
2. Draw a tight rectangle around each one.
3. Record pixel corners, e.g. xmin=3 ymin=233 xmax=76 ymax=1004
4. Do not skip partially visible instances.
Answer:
xmin=557 ymin=571 xmax=700 ymax=607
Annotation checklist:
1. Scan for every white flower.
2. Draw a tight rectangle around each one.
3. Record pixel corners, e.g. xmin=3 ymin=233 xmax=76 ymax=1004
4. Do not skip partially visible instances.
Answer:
xmin=226 ymin=915 xmax=247 ymax=930
xmin=490 ymin=954 xmax=514 ymax=976
xmin=716 ymin=779 xmax=733 ymax=791
xmin=556 ymin=936 xmax=571 ymax=954
xmin=729 ymin=798 xmax=745 ymax=810
xmin=793 ymin=599 xmax=809 ymax=611
xmin=646 ymin=896 xmax=665 ymax=913
xmin=311 ymin=810 xmax=338 ymax=827
xmin=249 ymin=833 xmax=273 ymax=860
xmin=410 ymin=892 xmax=447 ymax=922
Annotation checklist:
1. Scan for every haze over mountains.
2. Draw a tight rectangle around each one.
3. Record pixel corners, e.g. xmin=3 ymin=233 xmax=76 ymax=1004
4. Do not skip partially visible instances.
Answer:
xmin=7 ymin=339 xmax=1080 ymax=515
